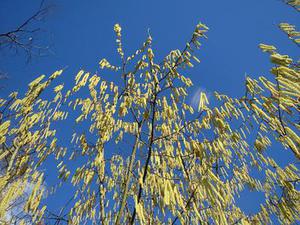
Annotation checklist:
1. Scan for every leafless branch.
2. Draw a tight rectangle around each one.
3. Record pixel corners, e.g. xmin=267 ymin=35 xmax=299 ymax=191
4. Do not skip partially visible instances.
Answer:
xmin=0 ymin=1 xmax=55 ymax=63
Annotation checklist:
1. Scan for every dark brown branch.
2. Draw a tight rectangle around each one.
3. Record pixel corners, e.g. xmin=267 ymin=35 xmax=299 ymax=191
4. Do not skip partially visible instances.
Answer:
xmin=0 ymin=1 xmax=54 ymax=62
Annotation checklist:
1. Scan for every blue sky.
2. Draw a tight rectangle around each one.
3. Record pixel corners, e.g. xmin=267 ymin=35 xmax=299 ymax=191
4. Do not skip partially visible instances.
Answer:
xmin=1 ymin=0 xmax=299 ymax=97
xmin=1 ymin=0 xmax=299 ymax=223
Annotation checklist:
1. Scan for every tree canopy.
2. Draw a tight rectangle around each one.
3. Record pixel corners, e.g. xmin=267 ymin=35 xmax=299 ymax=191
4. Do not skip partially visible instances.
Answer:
xmin=0 ymin=2 xmax=299 ymax=225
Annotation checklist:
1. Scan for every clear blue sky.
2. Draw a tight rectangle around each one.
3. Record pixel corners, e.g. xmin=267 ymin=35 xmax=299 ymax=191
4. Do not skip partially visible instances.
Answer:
xmin=1 ymin=0 xmax=299 ymax=97
xmin=1 ymin=0 xmax=299 ymax=223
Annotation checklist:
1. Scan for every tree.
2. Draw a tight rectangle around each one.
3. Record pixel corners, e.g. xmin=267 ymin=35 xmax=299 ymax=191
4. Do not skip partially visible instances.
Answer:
xmin=0 ymin=2 xmax=299 ymax=225
xmin=0 ymin=2 xmax=54 ymax=223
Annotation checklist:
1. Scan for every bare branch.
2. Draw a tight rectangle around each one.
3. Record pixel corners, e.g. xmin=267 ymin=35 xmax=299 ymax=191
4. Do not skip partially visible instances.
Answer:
xmin=0 ymin=1 xmax=55 ymax=63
